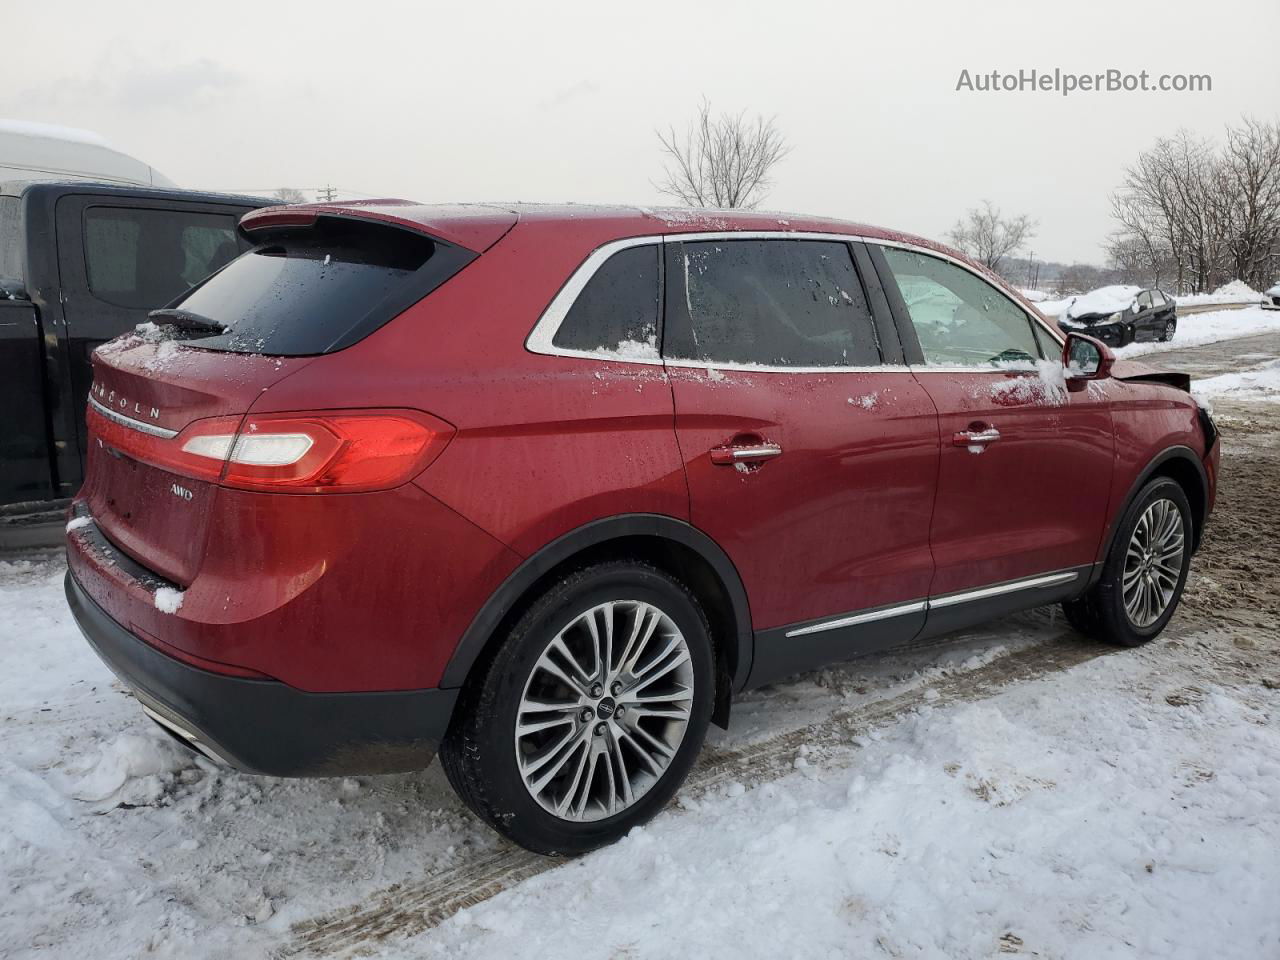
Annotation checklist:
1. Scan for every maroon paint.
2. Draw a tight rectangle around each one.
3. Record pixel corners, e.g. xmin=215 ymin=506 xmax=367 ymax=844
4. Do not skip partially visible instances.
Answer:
xmin=67 ymin=204 xmax=1218 ymax=697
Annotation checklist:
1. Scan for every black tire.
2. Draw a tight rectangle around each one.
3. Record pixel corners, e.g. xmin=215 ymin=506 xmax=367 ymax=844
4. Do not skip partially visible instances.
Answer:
xmin=1162 ymin=318 xmax=1177 ymax=342
xmin=1062 ymin=477 xmax=1193 ymax=647
xmin=439 ymin=560 xmax=714 ymax=856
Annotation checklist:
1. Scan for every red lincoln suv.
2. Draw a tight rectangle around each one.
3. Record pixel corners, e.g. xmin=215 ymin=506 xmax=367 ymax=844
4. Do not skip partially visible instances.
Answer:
xmin=66 ymin=202 xmax=1220 ymax=854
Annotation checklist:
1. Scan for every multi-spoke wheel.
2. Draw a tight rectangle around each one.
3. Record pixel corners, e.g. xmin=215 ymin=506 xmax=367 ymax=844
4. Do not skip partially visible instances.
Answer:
xmin=1161 ymin=318 xmax=1177 ymax=342
xmin=1063 ymin=477 xmax=1193 ymax=646
xmin=440 ymin=560 xmax=713 ymax=855
xmin=516 ymin=600 xmax=694 ymax=821
xmin=1121 ymin=499 xmax=1185 ymax=628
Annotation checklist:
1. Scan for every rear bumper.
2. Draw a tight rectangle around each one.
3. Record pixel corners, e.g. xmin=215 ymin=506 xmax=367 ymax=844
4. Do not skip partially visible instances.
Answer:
xmin=65 ymin=568 xmax=458 ymax=776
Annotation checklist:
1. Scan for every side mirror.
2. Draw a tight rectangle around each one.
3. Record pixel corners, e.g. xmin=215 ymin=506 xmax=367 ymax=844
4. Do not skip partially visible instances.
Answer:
xmin=1063 ymin=332 xmax=1115 ymax=380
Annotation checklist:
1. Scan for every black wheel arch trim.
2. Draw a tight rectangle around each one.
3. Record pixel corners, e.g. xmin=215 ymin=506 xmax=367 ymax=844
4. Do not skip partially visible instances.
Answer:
xmin=1100 ymin=445 xmax=1208 ymax=563
xmin=440 ymin=513 xmax=754 ymax=696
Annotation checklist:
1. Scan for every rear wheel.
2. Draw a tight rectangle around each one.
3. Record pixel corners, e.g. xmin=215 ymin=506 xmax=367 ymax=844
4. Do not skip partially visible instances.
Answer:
xmin=440 ymin=560 xmax=714 ymax=855
xmin=1062 ymin=477 xmax=1192 ymax=646
xmin=1161 ymin=318 xmax=1177 ymax=341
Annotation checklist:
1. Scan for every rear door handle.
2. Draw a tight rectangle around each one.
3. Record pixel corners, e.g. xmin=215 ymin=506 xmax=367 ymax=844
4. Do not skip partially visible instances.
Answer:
xmin=953 ymin=427 xmax=1001 ymax=447
xmin=710 ymin=442 xmax=783 ymax=465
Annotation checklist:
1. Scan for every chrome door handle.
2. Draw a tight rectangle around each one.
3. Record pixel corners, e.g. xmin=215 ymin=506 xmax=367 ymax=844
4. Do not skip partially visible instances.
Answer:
xmin=952 ymin=427 xmax=1001 ymax=447
xmin=710 ymin=442 xmax=783 ymax=465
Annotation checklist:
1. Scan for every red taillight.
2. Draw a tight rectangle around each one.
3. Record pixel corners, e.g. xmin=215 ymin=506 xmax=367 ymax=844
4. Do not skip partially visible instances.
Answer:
xmin=88 ymin=406 xmax=454 ymax=493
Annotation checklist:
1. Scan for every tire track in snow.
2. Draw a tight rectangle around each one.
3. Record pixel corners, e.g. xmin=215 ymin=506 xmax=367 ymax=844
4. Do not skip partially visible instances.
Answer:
xmin=277 ymin=628 xmax=1116 ymax=958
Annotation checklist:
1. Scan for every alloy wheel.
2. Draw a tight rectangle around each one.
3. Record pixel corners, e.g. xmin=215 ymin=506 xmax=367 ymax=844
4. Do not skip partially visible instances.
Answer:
xmin=1122 ymin=498 xmax=1185 ymax=628
xmin=514 ymin=600 xmax=695 ymax=822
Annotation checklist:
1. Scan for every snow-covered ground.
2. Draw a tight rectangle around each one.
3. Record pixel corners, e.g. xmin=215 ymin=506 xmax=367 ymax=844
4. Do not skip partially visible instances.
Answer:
xmin=1115 ymin=305 xmax=1280 ymax=360
xmin=1194 ymin=358 xmax=1280 ymax=405
xmin=398 ymin=644 xmax=1280 ymax=960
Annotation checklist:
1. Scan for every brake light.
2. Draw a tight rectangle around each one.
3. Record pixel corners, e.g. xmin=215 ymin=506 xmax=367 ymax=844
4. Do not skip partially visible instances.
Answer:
xmin=88 ymin=406 xmax=454 ymax=493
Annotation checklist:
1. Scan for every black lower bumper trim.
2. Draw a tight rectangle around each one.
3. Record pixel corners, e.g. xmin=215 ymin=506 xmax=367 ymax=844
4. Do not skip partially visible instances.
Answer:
xmin=64 ymin=569 xmax=458 ymax=777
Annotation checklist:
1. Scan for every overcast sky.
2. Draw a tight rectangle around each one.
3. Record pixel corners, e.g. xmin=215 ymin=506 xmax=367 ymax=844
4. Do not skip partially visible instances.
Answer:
xmin=4 ymin=0 xmax=1278 ymax=264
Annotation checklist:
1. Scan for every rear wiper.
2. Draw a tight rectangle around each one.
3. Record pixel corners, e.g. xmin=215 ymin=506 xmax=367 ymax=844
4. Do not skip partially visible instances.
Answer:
xmin=148 ymin=308 xmax=230 ymax=336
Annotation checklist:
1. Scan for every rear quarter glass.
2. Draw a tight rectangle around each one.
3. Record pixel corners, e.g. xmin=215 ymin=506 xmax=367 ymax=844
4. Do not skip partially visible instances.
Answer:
xmin=168 ymin=215 xmax=473 ymax=356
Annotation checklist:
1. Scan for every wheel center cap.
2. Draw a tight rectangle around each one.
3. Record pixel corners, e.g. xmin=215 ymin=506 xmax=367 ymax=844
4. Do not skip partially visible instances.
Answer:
xmin=595 ymin=696 xmax=616 ymax=720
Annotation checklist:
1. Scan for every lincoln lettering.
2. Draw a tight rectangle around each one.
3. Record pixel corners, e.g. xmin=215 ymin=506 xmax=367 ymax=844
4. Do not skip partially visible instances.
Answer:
xmin=91 ymin=382 xmax=161 ymax=420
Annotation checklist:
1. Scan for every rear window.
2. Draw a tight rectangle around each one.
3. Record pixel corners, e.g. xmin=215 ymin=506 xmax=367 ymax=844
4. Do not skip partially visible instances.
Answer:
xmin=172 ymin=216 xmax=467 ymax=356
xmin=84 ymin=206 xmax=240 ymax=309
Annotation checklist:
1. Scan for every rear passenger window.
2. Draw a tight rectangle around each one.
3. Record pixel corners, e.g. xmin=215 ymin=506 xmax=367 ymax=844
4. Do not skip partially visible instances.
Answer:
xmin=84 ymin=206 xmax=239 ymax=309
xmin=666 ymin=239 xmax=879 ymax=367
xmin=552 ymin=244 xmax=660 ymax=357
xmin=880 ymin=247 xmax=1045 ymax=366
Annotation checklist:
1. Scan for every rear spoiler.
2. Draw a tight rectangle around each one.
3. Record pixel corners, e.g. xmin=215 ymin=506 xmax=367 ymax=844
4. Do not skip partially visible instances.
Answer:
xmin=238 ymin=201 xmax=519 ymax=254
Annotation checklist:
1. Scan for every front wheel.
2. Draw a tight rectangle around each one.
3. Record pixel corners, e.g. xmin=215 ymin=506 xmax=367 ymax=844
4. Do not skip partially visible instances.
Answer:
xmin=439 ymin=560 xmax=714 ymax=855
xmin=1062 ymin=477 xmax=1192 ymax=646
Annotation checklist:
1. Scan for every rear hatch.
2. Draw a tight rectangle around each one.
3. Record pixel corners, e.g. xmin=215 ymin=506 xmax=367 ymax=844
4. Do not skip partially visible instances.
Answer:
xmin=82 ymin=211 xmax=487 ymax=585
xmin=85 ymin=339 xmax=313 ymax=584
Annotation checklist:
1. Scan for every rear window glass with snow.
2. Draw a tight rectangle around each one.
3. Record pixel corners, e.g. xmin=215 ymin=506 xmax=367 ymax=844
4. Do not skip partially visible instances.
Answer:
xmin=552 ymin=244 xmax=660 ymax=357
xmin=84 ymin=206 xmax=239 ymax=309
xmin=170 ymin=217 xmax=453 ymax=356
xmin=665 ymin=239 xmax=880 ymax=367
xmin=880 ymin=247 xmax=1046 ymax=366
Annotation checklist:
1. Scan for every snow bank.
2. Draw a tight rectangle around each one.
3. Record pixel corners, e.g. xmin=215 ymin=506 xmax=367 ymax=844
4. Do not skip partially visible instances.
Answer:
xmin=1194 ymin=359 xmax=1280 ymax=404
xmin=1176 ymin=280 xmax=1261 ymax=306
xmin=72 ymin=732 xmax=195 ymax=806
xmin=1115 ymin=306 xmax=1280 ymax=359
xmin=1065 ymin=284 xmax=1141 ymax=319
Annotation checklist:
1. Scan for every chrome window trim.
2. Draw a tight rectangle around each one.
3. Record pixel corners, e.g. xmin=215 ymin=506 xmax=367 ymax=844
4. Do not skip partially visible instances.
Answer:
xmin=525 ymin=235 xmax=665 ymax=365
xmin=88 ymin=395 xmax=179 ymax=439
xmin=524 ymin=229 xmax=1063 ymax=369
xmin=784 ymin=569 xmax=1080 ymax=638
xmin=665 ymin=359 xmax=908 ymax=376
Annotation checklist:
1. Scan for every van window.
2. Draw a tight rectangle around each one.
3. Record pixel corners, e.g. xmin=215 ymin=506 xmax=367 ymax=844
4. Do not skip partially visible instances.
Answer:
xmin=0 ymin=197 xmax=21 ymax=287
xmin=552 ymin=244 xmax=660 ymax=357
xmin=665 ymin=239 xmax=880 ymax=367
xmin=84 ymin=206 xmax=239 ymax=309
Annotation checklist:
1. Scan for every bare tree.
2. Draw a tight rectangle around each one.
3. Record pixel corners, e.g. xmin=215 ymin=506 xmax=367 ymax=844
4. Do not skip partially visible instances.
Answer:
xmin=947 ymin=201 xmax=1037 ymax=275
xmin=1110 ymin=119 xmax=1280 ymax=293
xmin=656 ymin=100 xmax=790 ymax=209
xmin=273 ymin=187 xmax=309 ymax=204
